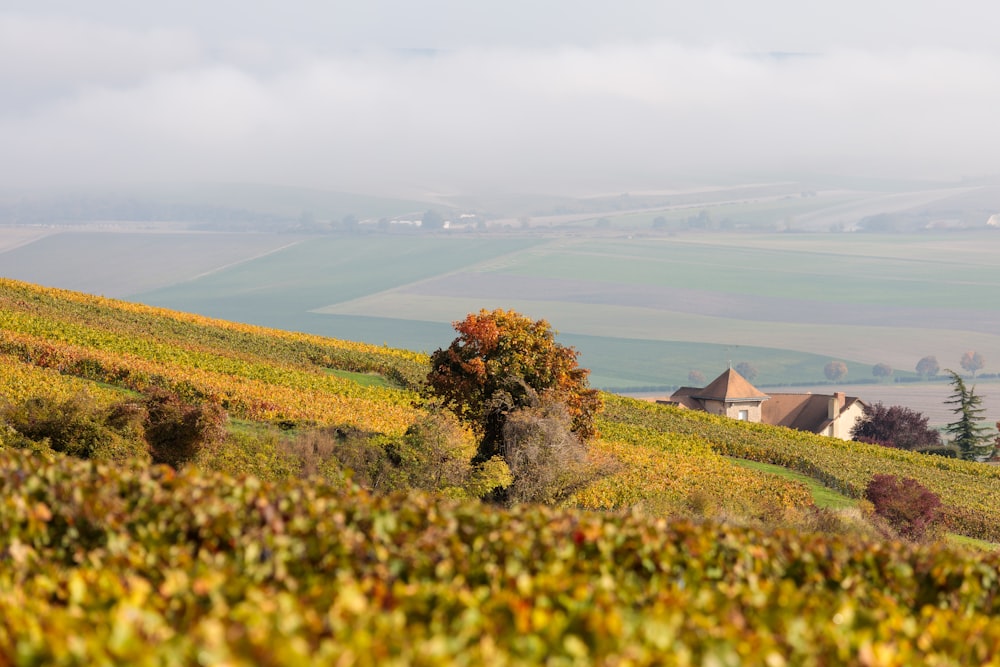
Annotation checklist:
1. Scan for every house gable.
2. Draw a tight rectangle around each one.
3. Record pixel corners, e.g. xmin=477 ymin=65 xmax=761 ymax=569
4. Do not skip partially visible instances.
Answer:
xmin=665 ymin=370 xmax=864 ymax=439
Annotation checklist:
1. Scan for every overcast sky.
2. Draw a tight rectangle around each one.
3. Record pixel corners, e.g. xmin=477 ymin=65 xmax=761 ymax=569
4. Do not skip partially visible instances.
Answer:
xmin=3 ymin=1 xmax=999 ymax=196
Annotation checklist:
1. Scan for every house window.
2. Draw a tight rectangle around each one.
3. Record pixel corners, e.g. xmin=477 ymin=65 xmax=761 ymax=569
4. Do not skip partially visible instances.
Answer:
xmin=738 ymin=409 xmax=749 ymax=421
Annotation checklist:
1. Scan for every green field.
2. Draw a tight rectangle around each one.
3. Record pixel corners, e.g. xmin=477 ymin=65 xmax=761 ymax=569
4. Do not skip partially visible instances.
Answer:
xmin=0 ymin=231 xmax=302 ymax=298
xmin=3 ymin=228 xmax=999 ymax=391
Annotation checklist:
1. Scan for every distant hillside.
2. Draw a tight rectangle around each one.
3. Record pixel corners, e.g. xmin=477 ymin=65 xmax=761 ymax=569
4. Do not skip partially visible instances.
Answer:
xmin=0 ymin=182 xmax=436 ymax=228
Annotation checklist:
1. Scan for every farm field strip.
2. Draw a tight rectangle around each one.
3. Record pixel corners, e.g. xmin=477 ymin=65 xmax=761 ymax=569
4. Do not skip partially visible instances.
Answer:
xmin=486 ymin=239 xmax=1000 ymax=309
xmin=6 ymin=230 xmax=1000 ymax=389
xmin=135 ymin=236 xmax=544 ymax=309
xmin=673 ymin=232 xmax=1000 ymax=266
xmin=314 ymin=292 xmax=1000 ymax=369
xmin=0 ymin=231 xmax=306 ymax=298
xmin=0 ymin=227 xmax=54 ymax=252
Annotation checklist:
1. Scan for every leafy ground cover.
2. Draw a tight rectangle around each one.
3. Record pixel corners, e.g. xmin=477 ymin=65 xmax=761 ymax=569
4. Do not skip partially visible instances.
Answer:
xmin=3 ymin=447 xmax=1000 ymax=665
xmin=6 ymin=277 xmax=1000 ymax=661
xmin=0 ymin=278 xmax=426 ymax=434
xmin=601 ymin=395 xmax=1000 ymax=541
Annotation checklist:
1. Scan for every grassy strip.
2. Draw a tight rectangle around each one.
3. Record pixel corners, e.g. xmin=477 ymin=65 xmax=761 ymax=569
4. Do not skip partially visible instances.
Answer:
xmin=728 ymin=457 xmax=856 ymax=509
xmin=732 ymin=456 xmax=1000 ymax=550
xmin=948 ymin=533 xmax=1000 ymax=552
xmin=325 ymin=368 xmax=394 ymax=388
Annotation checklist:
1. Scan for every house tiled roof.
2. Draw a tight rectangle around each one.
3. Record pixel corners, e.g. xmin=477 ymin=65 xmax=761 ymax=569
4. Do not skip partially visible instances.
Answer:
xmin=663 ymin=368 xmax=865 ymax=439
xmin=763 ymin=393 xmax=865 ymax=435
xmin=693 ymin=368 xmax=770 ymax=402
xmin=762 ymin=394 xmax=826 ymax=430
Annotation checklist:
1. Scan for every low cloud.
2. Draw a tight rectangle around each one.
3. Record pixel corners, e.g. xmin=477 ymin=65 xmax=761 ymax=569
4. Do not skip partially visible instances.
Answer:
xmin=2 ymin=11 xmax=999 ymax=196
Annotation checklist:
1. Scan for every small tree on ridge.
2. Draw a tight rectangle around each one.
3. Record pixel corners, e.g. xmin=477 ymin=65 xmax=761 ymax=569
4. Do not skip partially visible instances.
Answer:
xmin=960 ymin=351 xmax=985 ymax=378
xmin=872 ymin=363 xmax=893 ymax=382
xmin=915 ymin=355 xmax=939 ymax=380
xmin=824 ymin=361 xmax=848 ymax=382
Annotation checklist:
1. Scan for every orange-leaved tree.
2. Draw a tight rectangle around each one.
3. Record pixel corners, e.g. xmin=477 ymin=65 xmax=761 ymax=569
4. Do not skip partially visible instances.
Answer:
xmin=427 ymin=309 xmax=602 ymax=463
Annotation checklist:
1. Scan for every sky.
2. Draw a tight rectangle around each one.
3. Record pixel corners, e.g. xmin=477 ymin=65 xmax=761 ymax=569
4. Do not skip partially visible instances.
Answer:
xmin=3 ymin=1 xmax=999 ymax=197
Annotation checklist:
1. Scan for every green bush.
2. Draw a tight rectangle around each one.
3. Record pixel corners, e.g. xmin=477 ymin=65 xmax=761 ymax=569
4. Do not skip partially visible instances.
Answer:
xmin=0 ymin=394 xmax=149 ymax=462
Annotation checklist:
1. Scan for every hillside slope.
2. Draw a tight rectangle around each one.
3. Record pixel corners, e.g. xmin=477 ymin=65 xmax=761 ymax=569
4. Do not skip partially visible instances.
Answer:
xmin=1 ymin=277 xmax=999 ymax=541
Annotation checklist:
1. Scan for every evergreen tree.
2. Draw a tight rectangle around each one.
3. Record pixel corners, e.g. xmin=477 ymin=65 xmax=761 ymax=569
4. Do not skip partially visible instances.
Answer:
xmin=943 ymin=370 xmax=991 ymax=460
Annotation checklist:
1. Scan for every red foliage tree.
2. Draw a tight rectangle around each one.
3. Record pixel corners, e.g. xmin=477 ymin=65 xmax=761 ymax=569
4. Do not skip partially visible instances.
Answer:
xmin=427 ymin=309 xmax=602 ymax=462
xmin=851 ymin=401 xmax=941 ymax=451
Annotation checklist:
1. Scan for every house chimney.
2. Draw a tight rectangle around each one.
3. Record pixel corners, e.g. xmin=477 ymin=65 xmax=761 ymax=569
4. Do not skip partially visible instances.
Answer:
xmin=828 ymin=392 xmax=845 ymax=419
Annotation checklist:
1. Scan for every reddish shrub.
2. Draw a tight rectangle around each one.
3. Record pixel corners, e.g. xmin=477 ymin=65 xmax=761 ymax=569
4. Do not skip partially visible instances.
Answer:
xmin=144 ymin=388 xmax=227 ymax=469
xmin=864 ymin=474 xmax=941 ymax=541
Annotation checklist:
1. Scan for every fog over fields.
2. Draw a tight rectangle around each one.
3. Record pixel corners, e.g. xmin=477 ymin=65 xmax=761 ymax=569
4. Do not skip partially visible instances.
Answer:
xmin=2 ymin=2 xmax=999 ymax=422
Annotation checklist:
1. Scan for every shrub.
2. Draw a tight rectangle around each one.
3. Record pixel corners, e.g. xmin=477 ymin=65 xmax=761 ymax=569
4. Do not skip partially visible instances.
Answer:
xmin=386 ymin=409 xmax=477 ymax=493
xmin=501 ymin=398 xmax=595 ymax=505
xmin=144 ymin=388 xmax=228 ymax=469
xmin=864 ymin=474 xmax=941 ymax=541
xmin=0 ymin=394 xmax=149 ymax=462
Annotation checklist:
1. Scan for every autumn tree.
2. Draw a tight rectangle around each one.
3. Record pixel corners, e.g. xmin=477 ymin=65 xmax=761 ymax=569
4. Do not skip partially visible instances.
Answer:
xmin=734 ymin=362 xmax=758 ymax=382
xmin=943 ymin=370 xmax=991 ymax=460
xmin=427 ymin=309 xmax=602 ymax=464
xmin=872 ymin=363 xmax=893 ymax=382
xmin=824 ymin=361 xmax=848 ymax=382
xmin=915 ymin=355 xmax=939 ymax=380
xmin=960 ymin=351 xmax=985 ymax=378
xmin=851 ymin=402 xmax=941 ymax=452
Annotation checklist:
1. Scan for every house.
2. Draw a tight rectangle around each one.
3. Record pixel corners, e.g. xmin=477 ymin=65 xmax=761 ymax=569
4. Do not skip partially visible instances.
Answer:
xmin=661 ymin=368 xmax=866 ymax=440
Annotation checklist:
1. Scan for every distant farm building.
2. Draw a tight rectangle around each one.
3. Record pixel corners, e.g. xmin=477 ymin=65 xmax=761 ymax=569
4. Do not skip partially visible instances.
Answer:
xmin=661 ymin=368 xmax=865 ymax=440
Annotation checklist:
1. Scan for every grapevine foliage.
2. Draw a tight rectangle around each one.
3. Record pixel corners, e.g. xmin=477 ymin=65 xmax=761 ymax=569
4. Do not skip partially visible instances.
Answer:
xmin=2 ymin=448 xmax=1000 ymax=665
